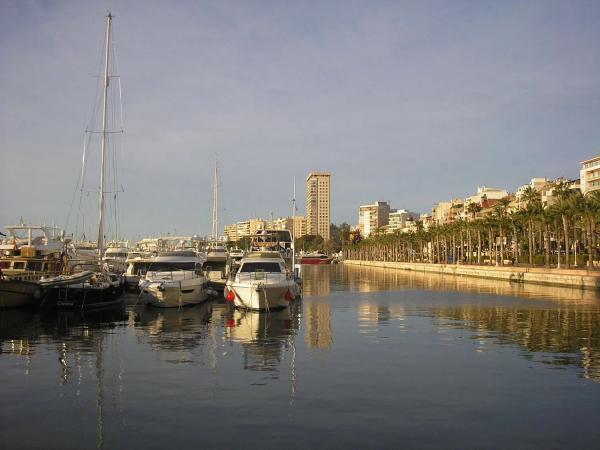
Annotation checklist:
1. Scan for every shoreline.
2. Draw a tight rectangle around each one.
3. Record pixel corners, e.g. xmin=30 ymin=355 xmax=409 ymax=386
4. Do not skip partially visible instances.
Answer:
xmin=342 ymin=260 xmax=600 ymax=290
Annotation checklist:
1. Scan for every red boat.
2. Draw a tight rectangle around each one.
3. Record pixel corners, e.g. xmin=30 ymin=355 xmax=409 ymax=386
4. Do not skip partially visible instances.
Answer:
xmin=300 ymin=253 xmax=331 ymax=265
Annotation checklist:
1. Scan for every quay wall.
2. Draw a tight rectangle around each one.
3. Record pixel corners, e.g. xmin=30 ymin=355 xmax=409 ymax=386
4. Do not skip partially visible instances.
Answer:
xmin=343 ymin=260 xmax=600 ymax=290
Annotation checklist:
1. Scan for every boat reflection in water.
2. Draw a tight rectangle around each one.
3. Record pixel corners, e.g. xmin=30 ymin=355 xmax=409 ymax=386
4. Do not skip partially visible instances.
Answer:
xmin=225 ymin=301 xmax=301 ymax=372
xmin=0 ymin=305 xmax=128 ymax=450
xmin=130 ymin=302 xmax=212 ymax=361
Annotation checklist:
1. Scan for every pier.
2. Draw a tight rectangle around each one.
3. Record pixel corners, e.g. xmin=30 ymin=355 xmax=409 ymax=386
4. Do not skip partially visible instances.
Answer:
xmin=343 ymin=259 xmax=600 ymax=290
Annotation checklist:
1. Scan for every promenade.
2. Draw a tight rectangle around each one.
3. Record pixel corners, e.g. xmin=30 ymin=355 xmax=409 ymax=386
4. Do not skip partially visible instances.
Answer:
xmin=343 ymin=260 xmax=600 ymax=290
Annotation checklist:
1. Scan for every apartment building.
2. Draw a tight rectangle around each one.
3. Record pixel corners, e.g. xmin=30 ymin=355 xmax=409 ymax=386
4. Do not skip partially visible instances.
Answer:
xmin=272 ymin=216 xmax=306 ymax=238
xmin=387 ymin=209 xmax=419 ymax=234
xmin=358 ymin=201 xmax=390 ymax=238
xmin=581 ymin=155 xmax=600 ymax=194
xmin=432 ymin=198 xmax=463 ymax=225
xmin=306 ymin=172 xmax=331 ymax=240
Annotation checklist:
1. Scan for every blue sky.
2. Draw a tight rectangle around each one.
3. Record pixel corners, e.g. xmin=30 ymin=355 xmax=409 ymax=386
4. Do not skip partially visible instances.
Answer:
xmin=1 ymin=0 xmax=599 ymax=240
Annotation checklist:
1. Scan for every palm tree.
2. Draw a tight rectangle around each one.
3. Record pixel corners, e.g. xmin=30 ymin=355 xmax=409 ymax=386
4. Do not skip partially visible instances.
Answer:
xmin=551 ymin=180 xmax=575 ymax=268
xmin=466 ymin=202 xmax=482 ymax=265
xmin=493 ymin=197 xmax=511 ymax=266
xmin=520 ymin=186 xmax=542 ymax=267
xmin=575 ymin=191 xmax=600 ymax=269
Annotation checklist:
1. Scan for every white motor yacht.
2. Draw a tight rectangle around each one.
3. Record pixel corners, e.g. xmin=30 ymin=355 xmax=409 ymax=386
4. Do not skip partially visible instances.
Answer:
xmin=140 ymin=251 xmax=209 ymax=308
xmin=103 ymin=241 xmax=130 ymax=273
xmin=123 ymin=251 xmax=156 ymax=289
xmin=203 ymin=244 xmax=229 ymax=291
xmin=224 ymin=252 xmax=298 ymax=311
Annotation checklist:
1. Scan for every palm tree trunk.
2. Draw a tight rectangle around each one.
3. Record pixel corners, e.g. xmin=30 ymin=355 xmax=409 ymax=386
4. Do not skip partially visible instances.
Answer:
xmin=528 ymin=219 xmax=534 ymax=267
xmin=477 ymin=229 xmax=482 ymax=265
xmin=562 ymin=214 xmax=570 ymax=269
xmin=544 ymin=222 xmax=551 ymax=268
xmin=499 ymin=224 xmax=504 ymax=266
xmin=586 ymin=218 xmax=594 ymax=269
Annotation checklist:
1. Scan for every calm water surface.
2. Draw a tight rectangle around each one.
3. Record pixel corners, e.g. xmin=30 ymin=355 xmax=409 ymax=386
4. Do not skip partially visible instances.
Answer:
xmin=2 ymin=265 xmax=600 ymax=449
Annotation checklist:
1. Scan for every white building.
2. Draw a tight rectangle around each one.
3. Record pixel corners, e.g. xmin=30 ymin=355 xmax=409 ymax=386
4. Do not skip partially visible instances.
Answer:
xmin=465 ymin=186 xmax=509 ymax=205
xmin=358 ymin=201 xmax=390 ymax=237
xmin=581 ymin=155 xmax=600 ymax=195
xmin=387 ymin=209 xmax=419 ymax=234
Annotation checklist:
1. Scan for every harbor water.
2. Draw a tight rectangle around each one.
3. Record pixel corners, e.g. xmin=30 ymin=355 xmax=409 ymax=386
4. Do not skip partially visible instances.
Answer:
xmin=2 ymin=264 xmax=600 ymax=449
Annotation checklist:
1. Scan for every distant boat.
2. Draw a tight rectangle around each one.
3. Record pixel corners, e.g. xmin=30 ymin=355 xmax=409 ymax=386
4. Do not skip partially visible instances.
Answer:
xmin=300 ymin=252 xmax=331 ymax=265
xmin=102 ymin=241 xmax=131 ymax=273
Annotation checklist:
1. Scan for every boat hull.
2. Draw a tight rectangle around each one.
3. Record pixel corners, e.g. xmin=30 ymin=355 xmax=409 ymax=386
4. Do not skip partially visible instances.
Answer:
xmin=124 ymin=274 xmax=141 ymax=289
xmin=300 ymin=257 xmax=331 ymax=265
xmin=0 ymin=279 xmax=42 ymax=308
xmin=41 ymin=282 xmax=124 ymax=310
xmin=145 ymin=278 xmax=209 ymax=308
xmin=226 ymin=281 xmax=295 ymax=310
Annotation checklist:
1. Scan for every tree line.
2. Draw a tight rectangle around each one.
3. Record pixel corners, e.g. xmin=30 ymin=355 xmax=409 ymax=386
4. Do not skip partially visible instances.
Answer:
xmin=344 ymin=181 xmax=600 ymax=270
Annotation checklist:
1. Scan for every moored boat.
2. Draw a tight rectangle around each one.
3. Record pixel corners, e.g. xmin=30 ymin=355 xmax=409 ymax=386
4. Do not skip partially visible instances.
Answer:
xmin=103 ymin=241 xmax=130 ymax=273
xmin=224 ymin=252 xmax=298 ymax=311
xmin=300 ymin=252 xmax=331 ymax=265
xmin=123 ymin=251 xmax=156 ymax=289
xmin=39 ymin=271 xmax=124 ymax=310
xmin=0 ymin=224 xmax=67 ymax=282
xmin=38 ymin=14 xmax=125 ymax=311
xmin=203 ymin=244 xmax=229 ymax=292
xmin=0 ymin=279 xmax=42 ymax=309
xmin=140 ymin=251 xmax=209 ymax=308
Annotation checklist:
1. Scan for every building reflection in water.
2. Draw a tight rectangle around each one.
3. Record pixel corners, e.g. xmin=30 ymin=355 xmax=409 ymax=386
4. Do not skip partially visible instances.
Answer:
xmin=343 ymin=264 xmax=600 ymax=304
xmin=345 ymin=264 xmax=600 ymax=382
xmin=304 ymin=301 xmax=333 ymax=349
xmin=301 ymin=265 xmax=331 ymax=297
xmin=430 ymin=303 xmax=600 ymax=381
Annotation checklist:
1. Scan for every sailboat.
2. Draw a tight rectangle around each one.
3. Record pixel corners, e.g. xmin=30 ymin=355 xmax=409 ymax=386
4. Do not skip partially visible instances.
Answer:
xmin=41 ymin=13 xmax=124 ymax=310
xmin=203 ymin=156 xmax=229 ymax=291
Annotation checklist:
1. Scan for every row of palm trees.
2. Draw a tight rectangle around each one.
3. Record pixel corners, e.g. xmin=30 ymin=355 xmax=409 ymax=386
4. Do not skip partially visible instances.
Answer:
xmin=343 ymin=181 xmax=600 ymax=270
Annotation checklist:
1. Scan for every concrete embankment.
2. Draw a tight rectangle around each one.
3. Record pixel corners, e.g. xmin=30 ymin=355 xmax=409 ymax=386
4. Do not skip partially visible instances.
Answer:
xmin=343 ymin=260 xmax=600 ymax=290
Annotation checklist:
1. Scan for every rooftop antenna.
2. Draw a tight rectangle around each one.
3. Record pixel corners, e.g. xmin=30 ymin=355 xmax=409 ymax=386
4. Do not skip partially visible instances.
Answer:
xmin=211 ymin=154 xmax=219 ymax=242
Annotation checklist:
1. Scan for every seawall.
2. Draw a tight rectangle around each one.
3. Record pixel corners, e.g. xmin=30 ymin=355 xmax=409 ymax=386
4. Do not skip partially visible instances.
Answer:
xmin=343 ymin=260 xmax=600 ymax=290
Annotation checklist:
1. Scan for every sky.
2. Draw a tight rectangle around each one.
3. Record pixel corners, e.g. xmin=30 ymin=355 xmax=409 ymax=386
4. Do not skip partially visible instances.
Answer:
xmin=1 ymin=0 xmax=600 ymax=240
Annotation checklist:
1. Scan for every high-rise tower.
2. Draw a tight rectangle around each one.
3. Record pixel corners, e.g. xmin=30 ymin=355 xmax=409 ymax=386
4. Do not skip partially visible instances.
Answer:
xmin=306 ymin=172 xmax=331 ymax=240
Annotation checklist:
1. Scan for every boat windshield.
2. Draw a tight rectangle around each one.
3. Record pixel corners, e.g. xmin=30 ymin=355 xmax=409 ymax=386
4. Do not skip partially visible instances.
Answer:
xmin=239 ymin=262 xmax=281 ymax=273
xmin=148 ymin=262 xmax=197 ymax=271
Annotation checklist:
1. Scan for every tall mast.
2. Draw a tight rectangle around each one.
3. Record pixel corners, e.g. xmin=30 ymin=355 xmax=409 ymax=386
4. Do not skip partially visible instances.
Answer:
xmin=211 ymin=155 xmax=219 ymax=242
xmin=291 ymin=176 xmax=296 ymax=265
xmin=98 ymin=13 xmax=112 ymax=258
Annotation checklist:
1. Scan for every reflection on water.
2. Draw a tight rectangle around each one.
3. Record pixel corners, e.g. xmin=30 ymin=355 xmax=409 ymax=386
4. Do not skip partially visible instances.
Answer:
xmin=304 ymin=301 xmax=333 ymax=349
xmin=131 ymin=303 xmax=212 ymax=363
xmin=340 ymin=263 xmax=600 ymax=303
xmin=226 ymin=303 xmax=300 ymax=372
xmin=2 ymin=266 xmax=600 ymax=448
xmin=431 ymin=304 xmax=600 ymax=380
